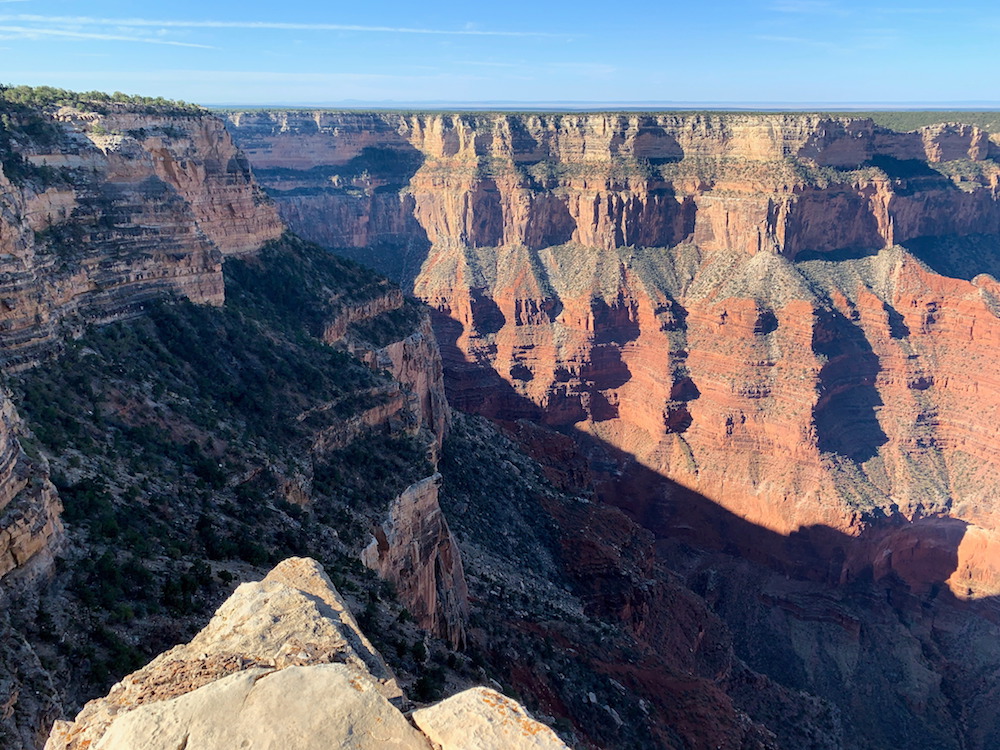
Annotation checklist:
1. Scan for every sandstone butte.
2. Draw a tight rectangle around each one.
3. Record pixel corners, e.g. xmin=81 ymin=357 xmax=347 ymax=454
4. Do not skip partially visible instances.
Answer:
xmin=227 ymin=110 xmax=1000 ymax=599
xmin=44 ymin=557 xmax=568 ymax=750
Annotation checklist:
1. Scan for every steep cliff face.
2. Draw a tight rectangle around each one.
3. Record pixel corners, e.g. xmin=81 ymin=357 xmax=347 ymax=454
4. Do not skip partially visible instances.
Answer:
xmin=1 ymin=105 xmax=282 ymax=368
xmin=0 ymin=393 xmax=60 ymax=585
xmin=229 ymin=111 xmax=999 ymax=260
xmin=230 ymin=111 xmax=1000 ymax=598
xmin=362 ymin=474 xmax=468 ymax=647
xmin=0 ymin=100 xmax=462 ymax=621
xmin=0 ymin=102 xmax=284 ymax=586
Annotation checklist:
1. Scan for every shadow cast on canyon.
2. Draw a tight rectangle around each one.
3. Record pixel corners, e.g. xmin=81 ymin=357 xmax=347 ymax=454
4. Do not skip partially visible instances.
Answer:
xmin=430 ymin=302 xmax=1000 ymax=750
xmin=430 ymin=307 xmax=973 ymax=606
xmin=811 ymin=307 xmax=889 ymax=463
xmin=902 ymin=233 xmax=1000 ymax=282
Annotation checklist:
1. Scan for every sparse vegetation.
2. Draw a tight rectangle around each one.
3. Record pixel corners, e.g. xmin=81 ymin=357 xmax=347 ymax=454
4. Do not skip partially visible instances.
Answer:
xmin=7 ymin=236 xmax=437 ymax=708
xmin=0 ymin=84 xmax=204 ymax=116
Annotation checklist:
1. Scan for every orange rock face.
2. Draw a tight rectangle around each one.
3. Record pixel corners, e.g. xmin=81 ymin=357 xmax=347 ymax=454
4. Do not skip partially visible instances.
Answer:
xmin=230 ymin=111 xmax=1000 ymax=599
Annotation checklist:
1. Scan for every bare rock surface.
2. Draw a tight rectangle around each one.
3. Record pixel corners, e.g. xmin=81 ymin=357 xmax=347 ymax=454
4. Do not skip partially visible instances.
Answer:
xmin=92 ymin=666 xmax=430 ymax=750
xmin=362 ymin=474 xmax=469 ymax=648
xmin=44 ymin=557 xmax=403 ymax=750
xmin=412 ymin=686 xmax=569 ymax=750
xmin=44 ymin=557 xmax=565 ymax=750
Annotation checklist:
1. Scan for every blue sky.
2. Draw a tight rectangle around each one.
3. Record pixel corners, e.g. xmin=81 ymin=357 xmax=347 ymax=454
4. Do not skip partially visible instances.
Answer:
xmin=1 ymin=0 xmax=998 ymax=106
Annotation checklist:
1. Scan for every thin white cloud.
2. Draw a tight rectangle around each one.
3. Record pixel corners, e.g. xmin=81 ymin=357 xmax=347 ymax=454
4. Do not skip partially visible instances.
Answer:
xmin=0 ymin=14 xmax=557 ymax=37
xmin=0 ymin=24 xmax=214 ymax=47
xmin=457 ymin=61 xmax=526 ymax=69
xmin=869 ymin=6 xmax=948 ymax=13
xmin=769 ymin=0 xmax=836 ymax=12
xmin=756 ymin=31 xmax=897 ymax=54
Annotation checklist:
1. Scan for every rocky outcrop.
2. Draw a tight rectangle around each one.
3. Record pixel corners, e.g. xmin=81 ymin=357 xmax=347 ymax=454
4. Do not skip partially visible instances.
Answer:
xmin=86 ymin=666 xmax=429 ymax=750
xmin=0 ymin=392 xmax=61 ymax=585
xmin=348 ymin=315 xmax=450 ymax=452
xmin=44 ymin=557 xmax=563 ymax=750
xmin=45 ymin=558 xmax=403 ymax=750
xmin=412 ymin=687 xmax=568 ymax=749
xmin=322 ymin=283 xmax=450 ymax=449
xmin=362 ymin=475 xmax=468 ymax=647
xmin=38 ymin=107 xmax=283 ymax=257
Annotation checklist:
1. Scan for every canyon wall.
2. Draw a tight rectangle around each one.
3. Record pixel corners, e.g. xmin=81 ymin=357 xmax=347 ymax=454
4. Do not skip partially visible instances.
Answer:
xmin=0 ymin=104 xmax=284 ymax=586
xmin=228 ymin=111 xmax=1000 ymax=599
xmin=228 ymin=111 xmax=999 ymax=260
xmin=2 ymin=107 xmax=283 ymax=367
xmin=0 ymin=393 xmax=60 ymax=586
xmin=0 ymin=101 xmax=465 ymax=629
xmin=0 ymin=98 xmax=473 ymax=747
xmin=311 ymin=259 xmax=464 ymax=644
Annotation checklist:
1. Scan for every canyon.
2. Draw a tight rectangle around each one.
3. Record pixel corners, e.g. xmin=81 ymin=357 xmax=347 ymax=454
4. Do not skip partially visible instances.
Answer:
xmin=228 ymin=110 xmax=1000 ymax=595
xmin=1 ymin=90 xmax=1000 ymax=749
xmin=0 ymin=92 xmax=477 ymax=749
xmin=227 ymin=110 xmax=1000 ymax=747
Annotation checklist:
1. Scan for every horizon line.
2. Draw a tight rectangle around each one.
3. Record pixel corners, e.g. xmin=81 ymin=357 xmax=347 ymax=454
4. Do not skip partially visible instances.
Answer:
xmin=208 ymin=100 xmax=1000 ymax=112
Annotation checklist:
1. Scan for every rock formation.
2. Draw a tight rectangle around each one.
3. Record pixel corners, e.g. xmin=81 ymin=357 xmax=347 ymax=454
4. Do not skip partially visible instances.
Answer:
xmin=226 ymin=110 xmax=1000 ymax=747
xmin=0 ymin=102 xmax=286 ymax=585
xmin=362 ymin=474 xmax=468 ymax=647
xmin=0 ymin=94 xmax=477 ymax=750
xmin=2 ymin=106 xmax=283 ymax=368
xmin=228 ymin=111 xmax=1000 ymax=598
xmin=44 ymin=557 xmax=565 ymax=750
xmin=227 ymin=111 xmax=999 ymax=260
xmin=0 ymin=392 xmax=61 ymax=586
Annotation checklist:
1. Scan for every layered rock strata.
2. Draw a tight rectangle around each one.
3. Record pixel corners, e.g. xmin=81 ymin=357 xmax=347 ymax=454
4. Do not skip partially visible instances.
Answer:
xmin=0 ymin=393 xmax=60 ymax=585
xmin=0 ymin=97 xmax=479 ymax=750
xmin=0 ymin=103 xmax=284 ymax=584
xmin=44 ymin=557 xmax=565 ymax=750
xmin=228 ymin=111 xmax=1000 ymax=597
xmin=2 ymin=106 xmax=282 ymax=367
xmin=362 ymin=474 xmax=468 ymax=647
xmin=228 ymin=111 xmax=1000 ymax=260
xmin=302 ymin=251 xmax=463 ymax=643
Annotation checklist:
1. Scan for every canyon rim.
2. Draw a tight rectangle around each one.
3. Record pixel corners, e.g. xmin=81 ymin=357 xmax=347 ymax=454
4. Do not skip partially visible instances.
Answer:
xmin=1 ymin=83 xmax=1000 ymax=750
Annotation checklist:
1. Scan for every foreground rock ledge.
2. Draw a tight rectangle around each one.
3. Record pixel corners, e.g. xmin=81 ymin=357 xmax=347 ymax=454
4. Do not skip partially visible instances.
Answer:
xmin=44 ymin=557 xmax=567 ymax=750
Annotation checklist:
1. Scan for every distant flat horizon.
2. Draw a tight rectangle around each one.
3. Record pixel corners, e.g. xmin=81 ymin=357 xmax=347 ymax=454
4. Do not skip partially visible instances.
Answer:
xmin=211 ymin=100 xmax=1000 ymax=112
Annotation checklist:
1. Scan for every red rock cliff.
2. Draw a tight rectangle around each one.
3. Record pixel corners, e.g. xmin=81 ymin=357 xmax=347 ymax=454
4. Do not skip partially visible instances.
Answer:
xmin=229 ymin=111 xmax=1000 ymax=598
